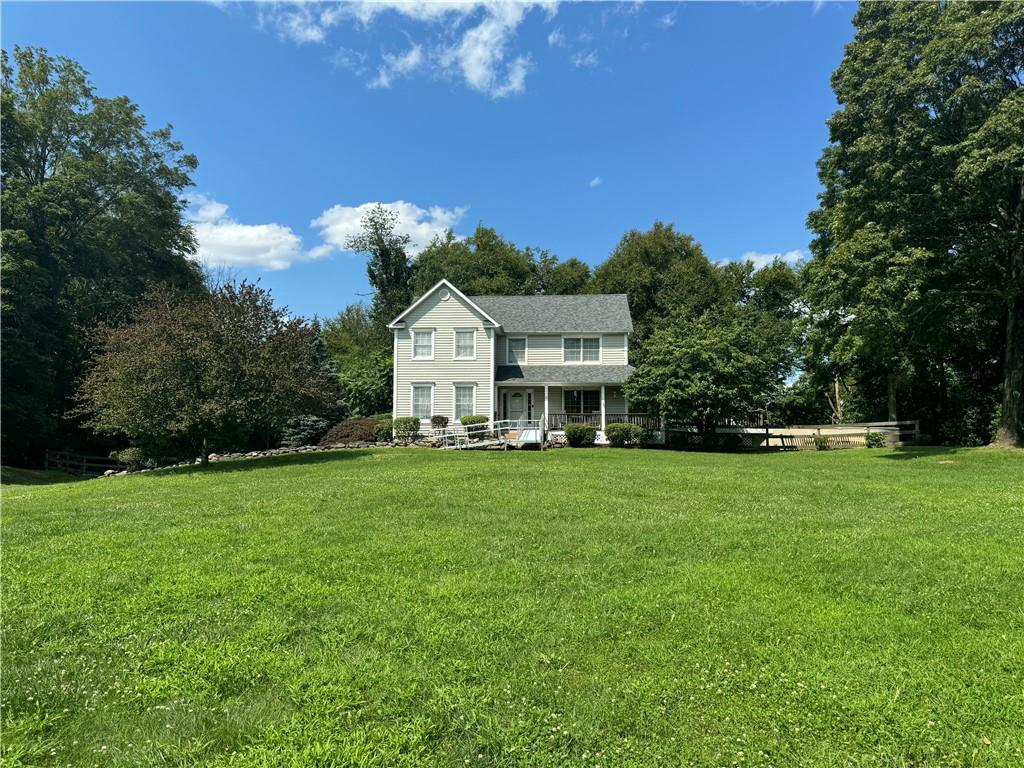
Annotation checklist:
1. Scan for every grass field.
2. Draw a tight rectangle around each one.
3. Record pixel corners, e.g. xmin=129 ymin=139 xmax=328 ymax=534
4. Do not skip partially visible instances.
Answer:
xmin=3 ymin=447 xmax=1023 ymax=767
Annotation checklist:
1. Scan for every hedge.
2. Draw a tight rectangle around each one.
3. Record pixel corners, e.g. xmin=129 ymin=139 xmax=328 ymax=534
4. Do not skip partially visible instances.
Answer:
xmin=319 ymin=417 xmax=379 ymax=446
xmin=393 ymin=416 xmax=421 ymax=442
xmin=605 ymin=422 xmax=646 ymax=447
xmin=564 ymin=423 xmax=597 ymax=447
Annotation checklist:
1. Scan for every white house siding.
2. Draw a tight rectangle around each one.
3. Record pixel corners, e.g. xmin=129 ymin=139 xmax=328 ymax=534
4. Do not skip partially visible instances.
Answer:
xmin=607 ymin=386 xmax=628 ymax=412
xmin=527 ymin=335 xmax=561 ymax=365
xmin=601 ymin=334 xmax=628 ymax=365
xmin=393 ymin=289 xmax=494 ymax=422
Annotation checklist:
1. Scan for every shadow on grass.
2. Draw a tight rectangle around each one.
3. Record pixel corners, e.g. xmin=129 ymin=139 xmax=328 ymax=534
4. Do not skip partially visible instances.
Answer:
xmin=0 ymin=465 xmax=87 ymax=486
xmin=156 ymin=449 xmax=376 ymax=477
xmin=875 ymin=445 xmax=964 ymax=461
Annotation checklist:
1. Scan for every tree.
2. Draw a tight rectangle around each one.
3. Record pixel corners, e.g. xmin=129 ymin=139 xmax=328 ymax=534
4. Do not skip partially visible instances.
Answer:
xmin=321 ymin=303 xmax=388 ymax=362
xmin=412 ymin=226 xmax=534 ymax=296
xmin=591 ymin=222 xmax=724 ymax=343
xmin=76 ymin=283 xmax=339 ymax=464
xmin=624 ymin=306 xmax=793 ymax=430
xmin=321 ymin=302 xmax=392 ymax=416
xmin=805 ymin=3 xmax=1023 ymax=445
xmin=412 ymin=225 xmax=591 ymax=297
xmin=344 ymin=205 xmax=413 ymax=331
xmin=536 ymin=253 xmax=592 ymax=296
xmin=1 ymin=47 xmax=203 ymax=465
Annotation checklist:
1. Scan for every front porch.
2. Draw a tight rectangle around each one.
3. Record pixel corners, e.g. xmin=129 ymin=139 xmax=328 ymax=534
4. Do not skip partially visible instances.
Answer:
xmin=495 ymin=383 xmax=659 ymax=433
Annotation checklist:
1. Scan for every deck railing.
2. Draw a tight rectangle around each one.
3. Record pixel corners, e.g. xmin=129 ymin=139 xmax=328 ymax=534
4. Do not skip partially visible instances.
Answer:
xmin=545 ymin=413 xmax=661 ymax=430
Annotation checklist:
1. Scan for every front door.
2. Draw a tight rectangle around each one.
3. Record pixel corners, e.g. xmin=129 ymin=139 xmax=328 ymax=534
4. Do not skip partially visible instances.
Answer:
xmin=504 ymin=389 xmax=531 ymax=421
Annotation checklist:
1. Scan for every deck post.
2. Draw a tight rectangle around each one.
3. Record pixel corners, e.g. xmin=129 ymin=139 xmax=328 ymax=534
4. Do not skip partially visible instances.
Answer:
xmin=544 ymin=385 xmax=549 ymax=434
xmin=600 ymin=385 xmax=606 ymax=432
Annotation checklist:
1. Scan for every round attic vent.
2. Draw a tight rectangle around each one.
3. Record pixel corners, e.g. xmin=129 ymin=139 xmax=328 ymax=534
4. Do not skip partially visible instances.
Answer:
xmin=439 ymin=289 xmax=451 ymax=301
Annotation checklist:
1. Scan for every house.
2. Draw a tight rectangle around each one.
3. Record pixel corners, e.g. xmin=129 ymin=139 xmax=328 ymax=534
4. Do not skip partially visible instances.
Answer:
xmin=388 ymin=279 xmax=655 ymax=440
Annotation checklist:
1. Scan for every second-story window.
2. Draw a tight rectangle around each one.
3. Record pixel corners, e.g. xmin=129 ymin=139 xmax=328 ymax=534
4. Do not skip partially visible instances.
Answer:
xmin=508 ymin=337 xmax=526 ymax=364
xmin=454 ymin=330 xmax=476 ymax=359
xmin=564 ymin=336 xmax=600 ymax=363
xmin=412 ymin=329 xmax=433 ymax=359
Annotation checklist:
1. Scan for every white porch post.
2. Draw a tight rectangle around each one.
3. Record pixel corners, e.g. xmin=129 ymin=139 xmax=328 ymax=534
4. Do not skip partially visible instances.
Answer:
xmin=544 ymin=384 xmax=549 ymax=433
xmin=600 ymin=385 xmax=606 ymax=431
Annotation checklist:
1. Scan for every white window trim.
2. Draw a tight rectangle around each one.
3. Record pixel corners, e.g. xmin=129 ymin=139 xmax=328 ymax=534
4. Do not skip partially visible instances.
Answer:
xmin=453 ymin=382 xmax=477 ymax=420
xmin=453 ymin=328 xmax=477 ymax=360
xmin=411 ymin=382 xmax=434 ymax=421
xmin=411 ymin=328 xmax=434 ymax=360
xmin=561 ymin=334 xmax=602 ymax=365
xmin=507 ymin=335 xmax=528 ymax=365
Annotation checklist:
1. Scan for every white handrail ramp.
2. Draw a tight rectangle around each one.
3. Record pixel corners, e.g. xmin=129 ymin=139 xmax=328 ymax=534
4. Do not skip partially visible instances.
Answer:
xmin=437 ymin=419 xmax=545 ymax=450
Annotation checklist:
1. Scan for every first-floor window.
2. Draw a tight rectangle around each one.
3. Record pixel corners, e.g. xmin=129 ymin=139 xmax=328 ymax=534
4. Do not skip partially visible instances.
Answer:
xmin=412 ymin=384 xmax=433 ymax=419
xmin=454 ymin=384 xmax=475 ymax=419
xmin=564 ymin=389 xmax=600 ymax=414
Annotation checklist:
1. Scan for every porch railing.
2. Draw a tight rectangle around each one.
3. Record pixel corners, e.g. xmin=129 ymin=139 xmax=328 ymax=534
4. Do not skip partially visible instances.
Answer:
xmin=545 ymin=413 xmax=661 ymax=431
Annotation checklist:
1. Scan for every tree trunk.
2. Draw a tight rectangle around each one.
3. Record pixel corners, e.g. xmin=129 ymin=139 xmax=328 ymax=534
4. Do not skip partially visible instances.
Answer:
xmin=996 ymin=242 xmax=1023 ymax=447
xmin=200 ymin=435 xmax=209 ymax=467
xmin=887 ymin=372 xmax=898 ymax=422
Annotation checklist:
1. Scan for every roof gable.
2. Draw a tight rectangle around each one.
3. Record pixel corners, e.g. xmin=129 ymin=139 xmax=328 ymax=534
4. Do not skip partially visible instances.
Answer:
xmin=388 ymin=279 xmax=500 ymax=329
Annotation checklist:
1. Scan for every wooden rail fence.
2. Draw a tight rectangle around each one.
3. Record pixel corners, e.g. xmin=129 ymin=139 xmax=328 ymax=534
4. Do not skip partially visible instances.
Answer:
xmin=664 ymin=421 xmax=919 ymax=452
xmin=44 ymin=450 xmax=126 ymax=476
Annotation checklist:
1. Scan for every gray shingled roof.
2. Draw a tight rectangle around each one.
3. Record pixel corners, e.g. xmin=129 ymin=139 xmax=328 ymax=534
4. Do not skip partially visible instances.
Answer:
xmin=495 ymin=364 xmax=635 ymax=385
xmin=469 ymin=294 xmax=632 ymax=334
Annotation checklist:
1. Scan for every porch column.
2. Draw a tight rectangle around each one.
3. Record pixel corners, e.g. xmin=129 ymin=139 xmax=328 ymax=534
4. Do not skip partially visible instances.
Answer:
xmin=544 ymin=385 xmax=549 ymax=431
xmin=600 ymin=384 xmax=606 ymax=431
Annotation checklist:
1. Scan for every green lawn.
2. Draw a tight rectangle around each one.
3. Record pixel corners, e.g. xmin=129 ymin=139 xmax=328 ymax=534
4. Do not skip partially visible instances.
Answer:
xmin=3 ymin=447 xmax=1023 ymax=767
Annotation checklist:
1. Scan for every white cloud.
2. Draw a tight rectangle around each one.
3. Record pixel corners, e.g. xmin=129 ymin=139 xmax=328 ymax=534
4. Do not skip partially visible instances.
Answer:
xmin=571 ymin=49 xmax=598 ymax=69
xmin=312 ymin=201 xmax=468 ymax=256
xmin=440 ymin=3 xmax=535 ymax=97
xmin=369 ymin=44 xmax=424 ymax=88
xmin=253 ymin=1 xmax=556 ymax=98
xmin=547 ymin=27 xmax=566 ymax=47
xmin=589 ymin=176 xmax=603 ymax=188
xmin=731 ymin=249 xmax=807 ymax=270
xmin=656 ymin=10 xmax=678 ymax=29
xmin=188 ymin=196 xmax=324 ymax=271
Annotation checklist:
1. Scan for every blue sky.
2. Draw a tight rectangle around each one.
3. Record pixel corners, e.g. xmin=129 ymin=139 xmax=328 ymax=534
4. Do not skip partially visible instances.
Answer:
xmin=3 ymin=1 xmax=856 ymax=319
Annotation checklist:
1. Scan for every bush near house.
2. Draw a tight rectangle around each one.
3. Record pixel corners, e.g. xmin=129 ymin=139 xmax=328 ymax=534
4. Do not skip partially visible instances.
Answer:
xmin=319 ymin=417 xmax=380 ymax=445
xmin=374 ymin=416 xmax=393 ymax=442
xmin=459 ymin=415 xmax=489 ymax=426
xmin=393 ymin=416 xmax=421 ymax=443
xmin=605 ymin=422 xmax=647 ymax=447
xmin=564 ymin=423 xmax=597 ymax=447
xmin=431 ymin=415 xmax=449 ymax=430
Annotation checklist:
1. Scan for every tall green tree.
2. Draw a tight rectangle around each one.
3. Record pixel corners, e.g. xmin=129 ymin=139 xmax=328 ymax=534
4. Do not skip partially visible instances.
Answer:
xmin=591 ymin=222 xmax=724 ymax=343
xmin=412 ymin=225 xmax=591 ymax=296
xmin=805 ymin=2 xmax=1023 ymax=445
xmin=1 ymin=47 xmax=203 ymax=464
xmin=344 ymin=205 xmax=413 ymax=331
xmin=624 ymin=305 xmax=794 ymax=430
xmin=321 ymin=303 xmax=392 ymax=416
xmin=76 ymin=283 xmax=339 ymax=464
